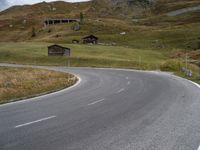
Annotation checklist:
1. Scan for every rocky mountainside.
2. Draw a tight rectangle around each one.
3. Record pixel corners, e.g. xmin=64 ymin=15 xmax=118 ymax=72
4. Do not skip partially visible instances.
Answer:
xmin=0 ymin=0 xmax=153 ymax=20
xmin=91 ymin=0 xmax=153 ymax=18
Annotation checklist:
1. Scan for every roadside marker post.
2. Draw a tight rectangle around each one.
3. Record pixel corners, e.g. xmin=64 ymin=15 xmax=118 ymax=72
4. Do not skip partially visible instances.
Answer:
xmin=67 ymin=57 xmax=70 ymax=68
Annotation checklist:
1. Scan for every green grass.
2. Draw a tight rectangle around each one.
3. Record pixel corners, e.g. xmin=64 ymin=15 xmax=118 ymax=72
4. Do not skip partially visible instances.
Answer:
xmin=99 ymin=23 xmax=200 ymax=50
xmin=0 ymin=42 xmax=168 ymax=70
xmin=32 ymin=21 xmax=200 ymax=52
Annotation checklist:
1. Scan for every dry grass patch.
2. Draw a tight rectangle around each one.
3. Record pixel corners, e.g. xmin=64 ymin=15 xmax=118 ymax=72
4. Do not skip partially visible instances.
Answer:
xmin=0 ymin=67 xmax=77 ymax=103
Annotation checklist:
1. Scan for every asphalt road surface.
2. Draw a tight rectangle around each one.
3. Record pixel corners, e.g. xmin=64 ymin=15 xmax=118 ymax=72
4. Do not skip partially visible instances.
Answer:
xmin=1 ymin=65 xmax=200 ymax=150
xmin=167 ymin=5 xmax=200 ymax=16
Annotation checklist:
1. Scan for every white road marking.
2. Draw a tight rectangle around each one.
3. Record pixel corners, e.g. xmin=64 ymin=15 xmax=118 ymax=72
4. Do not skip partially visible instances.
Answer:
xmin=88 ymin=99 xmax=105 ymax=106
xmin=171 ymin=74 xmax=200 ymax=89
xmin=190 ymin=80 xmax=200 ymax=89
xmin=197 ymin=145 xmax=200 ymax=150
xmin=127 ymin=81 xmax=131 ymax=85
xmin=116 ymin=88 xmax=125 ymax=93
xmin=126 ymin=77 xmax=129 ymax=80
xmin=14 ymin=116 xmax=56 ymax=128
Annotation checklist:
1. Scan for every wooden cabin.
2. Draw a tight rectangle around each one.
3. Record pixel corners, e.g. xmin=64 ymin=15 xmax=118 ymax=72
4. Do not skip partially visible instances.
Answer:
xmin=82 ymin=35 xmax=98 ymax=44
xmin=48 ymin=44 xmax=70 ymax=56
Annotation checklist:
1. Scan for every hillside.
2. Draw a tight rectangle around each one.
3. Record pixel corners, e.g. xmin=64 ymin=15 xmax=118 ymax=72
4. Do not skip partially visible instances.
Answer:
xmin=0 ymin=0 xmax=200 ymax=41
xmin=152 ymin=0 xmax=200 ymax=14
xmin=0 ymin=0 xmax=200 ymax=51
xmin=0 ymin=0 xmax=149 ymax=42
xmin=0 ymin=0 xmax=200 ymax=83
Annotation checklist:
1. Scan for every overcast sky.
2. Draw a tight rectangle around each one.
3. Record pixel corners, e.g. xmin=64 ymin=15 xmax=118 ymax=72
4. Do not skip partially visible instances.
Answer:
xmin=0 ymin=0 xmax=90 ymax=11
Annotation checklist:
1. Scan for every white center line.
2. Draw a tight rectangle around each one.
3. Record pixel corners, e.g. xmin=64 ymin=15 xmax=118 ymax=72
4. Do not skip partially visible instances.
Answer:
xmin=116 ymin=88 xmax=125 ymax=93
xmin=14 ymin=115 xmax=56 ymax=128
xmin=127 ymin=81 xmax=131 ymax=85
xmin=126 ymin=77 xmax=129 ymax=80
xmin=88 ymin=99 xmax=105 ymax=106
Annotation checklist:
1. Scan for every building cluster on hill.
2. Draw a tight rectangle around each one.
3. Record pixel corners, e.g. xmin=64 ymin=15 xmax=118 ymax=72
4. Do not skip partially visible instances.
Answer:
xmin=48 ymin=35 xmax=98 ymax=56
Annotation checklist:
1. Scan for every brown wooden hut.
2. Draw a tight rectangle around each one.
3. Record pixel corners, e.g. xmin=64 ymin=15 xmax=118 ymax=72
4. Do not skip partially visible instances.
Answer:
xmin=82 ymin=35 xmax=98 ymax=44
xmin=48 ymin=44 xmax=70 ymax=56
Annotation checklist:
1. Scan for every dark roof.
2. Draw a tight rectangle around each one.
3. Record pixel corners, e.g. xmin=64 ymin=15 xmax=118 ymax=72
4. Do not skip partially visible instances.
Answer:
xmin=45 ymin=18 xmax=80 ymax=21
xmin=48 ymin=44 xmax=70 ymax=49
xmin=82 ymin=35 xmax=98 ymax=40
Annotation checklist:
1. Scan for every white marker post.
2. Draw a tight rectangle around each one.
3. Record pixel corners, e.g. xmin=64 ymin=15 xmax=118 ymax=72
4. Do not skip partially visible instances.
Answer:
xmin=67 ymin=57 xmax=70 ymax=68
xmin=64 ymin=48 xmax=71 ymax=67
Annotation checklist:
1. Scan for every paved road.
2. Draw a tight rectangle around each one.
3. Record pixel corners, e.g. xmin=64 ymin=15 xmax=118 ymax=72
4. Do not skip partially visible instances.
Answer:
xmin=0 ymin=65 xmax=200 ymax=150
xmin=167 ymin=5 xmax=200 ymax=16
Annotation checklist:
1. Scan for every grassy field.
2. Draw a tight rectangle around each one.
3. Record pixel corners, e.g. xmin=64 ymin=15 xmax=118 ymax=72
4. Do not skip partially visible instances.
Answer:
xmin=0 ymin=42 xmax=168 ymax=69
xmin=0 ymin=67 xmax=77 ymax=103
xmin=0 ymin=42 xmax=199 ymax=84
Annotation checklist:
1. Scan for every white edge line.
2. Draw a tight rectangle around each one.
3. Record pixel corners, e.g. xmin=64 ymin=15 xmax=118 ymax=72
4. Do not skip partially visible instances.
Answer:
xmin=169 ymin=74 xmax=200 ymax=89
xmin=197 ymin=145 xmax=200 ymax=150
xmin=88 ymin=99 xmax=105 ymax=106
xmin=190 ymin=80 xmax=200 ymax=89
xmin=0 ymin=75 xmax=81 ymax=107
xmin=14 ymin=115 xmax=56 ymax=128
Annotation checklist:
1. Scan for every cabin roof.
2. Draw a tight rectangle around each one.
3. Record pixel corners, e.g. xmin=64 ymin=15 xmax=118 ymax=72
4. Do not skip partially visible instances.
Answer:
xmin=48 ymin=44 xmax=70 ymax=50
xmin=82 ymin=35 xmax=98 ymax=40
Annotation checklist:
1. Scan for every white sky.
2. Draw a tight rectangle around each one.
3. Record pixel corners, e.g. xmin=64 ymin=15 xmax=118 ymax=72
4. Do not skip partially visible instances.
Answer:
xmin=0 ymin=0 xmax=90 ymax=11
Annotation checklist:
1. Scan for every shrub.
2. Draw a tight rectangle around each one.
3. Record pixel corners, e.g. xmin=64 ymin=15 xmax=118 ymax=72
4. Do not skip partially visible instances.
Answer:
xmin=31 ymin=27 xmax=36 ymax=37
xmin=72 ymin=22 xmax=81 ymax=31
xmin=160 ymin=59 xmax=181 ymax=71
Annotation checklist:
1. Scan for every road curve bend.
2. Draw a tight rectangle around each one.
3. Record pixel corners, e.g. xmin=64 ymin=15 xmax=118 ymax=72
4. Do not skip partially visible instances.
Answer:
xmin=0 ymin=66 xmax=200 ymax=150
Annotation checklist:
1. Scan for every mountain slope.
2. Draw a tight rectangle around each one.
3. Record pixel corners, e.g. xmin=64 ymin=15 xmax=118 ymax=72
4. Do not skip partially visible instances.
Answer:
xmin=0 ymin=0 xmax=200 ymax=44
xmin=0 ymin=0 xmax=200 ymax=72
xmin=0 ymin=0 xmax=151 ymax=42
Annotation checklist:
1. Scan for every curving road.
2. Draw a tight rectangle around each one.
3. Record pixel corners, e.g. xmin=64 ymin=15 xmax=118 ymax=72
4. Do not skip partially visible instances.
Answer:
xmin=0 ymin=65 xmax=200 ymax=150
xmin=167 ymin=5 xmax=200 ymax=16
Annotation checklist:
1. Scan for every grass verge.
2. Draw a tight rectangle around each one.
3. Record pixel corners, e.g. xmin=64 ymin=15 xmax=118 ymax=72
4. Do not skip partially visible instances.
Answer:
xmin=0 ymin=67 xmax=77 ymax=104
xmin=160 ymin=59 xmax=200 ymax=84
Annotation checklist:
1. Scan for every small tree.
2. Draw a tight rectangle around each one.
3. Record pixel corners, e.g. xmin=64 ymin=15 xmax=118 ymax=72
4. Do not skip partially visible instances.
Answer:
xmin=47 ymin=28 xmax=51 ymax=33
xmin=72 ymin=22 xmax=81 ymax=31
xmin=80 ymin=12 xmax=84 ymax=25
xmin=31 ymin=27 xmax=36 ymax=37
